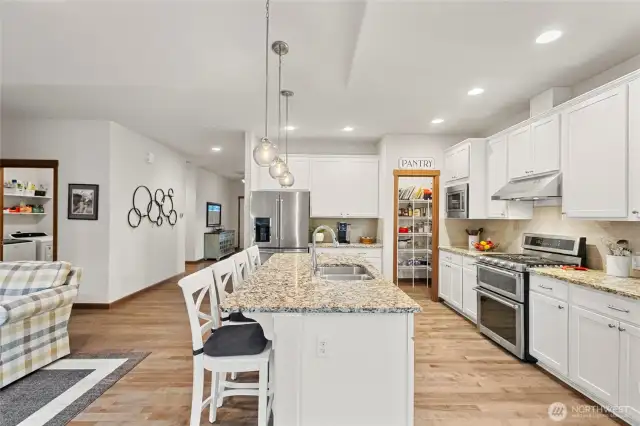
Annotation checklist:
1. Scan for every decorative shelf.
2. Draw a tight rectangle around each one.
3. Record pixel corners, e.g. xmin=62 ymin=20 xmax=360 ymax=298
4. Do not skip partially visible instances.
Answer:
xmin=3 ymin=194 xmax=52 ymax=200
xmin=4 ymin=212 xmax=47 ymax=216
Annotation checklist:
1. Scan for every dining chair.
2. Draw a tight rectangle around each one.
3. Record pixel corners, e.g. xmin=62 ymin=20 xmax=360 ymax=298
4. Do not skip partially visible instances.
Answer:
xmin=178 ymin=268 xmax=273 ymax=426
xmin=246 ymin=245 xmax=262 ymax=273
xmin=231 ymin=251 xmax=252 ymax=285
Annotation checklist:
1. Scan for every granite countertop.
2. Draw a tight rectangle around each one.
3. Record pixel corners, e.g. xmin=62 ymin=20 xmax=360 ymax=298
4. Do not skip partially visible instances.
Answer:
xmin=309 ymin=243 xmax=383 ymax=249
xmin=530 ymin=268 xmax=640 ymax=300
xmin=221 ymin=253 xmax=420 ymax=314
xmin=439 ymin=246 xmax=496 ymax=257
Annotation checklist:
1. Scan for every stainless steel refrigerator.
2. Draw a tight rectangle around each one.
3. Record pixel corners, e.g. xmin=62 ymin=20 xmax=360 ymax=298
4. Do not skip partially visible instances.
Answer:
xmin=250 ymin=190 xmax=310 ymax=263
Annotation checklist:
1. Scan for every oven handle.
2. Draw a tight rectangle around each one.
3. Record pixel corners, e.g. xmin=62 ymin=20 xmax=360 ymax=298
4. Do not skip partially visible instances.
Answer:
xmin=476 ymin=263 xmax=521 ymax=279
xmin=473 ymin=287 xmax=520 ymax=310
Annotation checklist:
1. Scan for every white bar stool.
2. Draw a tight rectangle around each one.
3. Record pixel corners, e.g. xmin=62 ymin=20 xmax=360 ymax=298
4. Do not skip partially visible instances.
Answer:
xmin=178 ymin=268 xmax=273 ymax=426
xmin=246 ymin=245 xmax=262 ymax=273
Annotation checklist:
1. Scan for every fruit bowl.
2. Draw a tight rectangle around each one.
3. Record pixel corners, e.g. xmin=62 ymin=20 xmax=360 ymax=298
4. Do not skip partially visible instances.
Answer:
xmin=474 ymin=242 xmax=500 ymax=252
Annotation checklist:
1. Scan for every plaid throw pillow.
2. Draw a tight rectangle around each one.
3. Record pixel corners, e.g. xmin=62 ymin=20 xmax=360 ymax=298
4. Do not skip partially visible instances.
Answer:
xmin=0 ymin=261 xmax=72 ymax=297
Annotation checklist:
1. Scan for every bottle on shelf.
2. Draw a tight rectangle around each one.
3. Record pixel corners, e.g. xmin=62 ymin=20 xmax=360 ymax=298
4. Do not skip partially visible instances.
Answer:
xmin=408 ymin=204 xmax=413 ymax=216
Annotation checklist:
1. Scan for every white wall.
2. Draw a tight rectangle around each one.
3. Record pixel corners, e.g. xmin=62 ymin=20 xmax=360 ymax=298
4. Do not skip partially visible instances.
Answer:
xmin=108 ymin=122 xmax=187 ymax=302
xmin=2 ymin=119 xmax=112 ymax=303
xmin=377 ymin=134 xmax=465 ymax=278
xmin=184 ymin=165 xmax=198 ymax=261
xmin=193 ymin=168 xmax=234 ymax=260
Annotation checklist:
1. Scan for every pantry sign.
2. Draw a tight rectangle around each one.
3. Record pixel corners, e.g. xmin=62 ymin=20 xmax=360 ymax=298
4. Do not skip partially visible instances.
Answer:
xmin=398 ymin=157 xmax=435 ymax=170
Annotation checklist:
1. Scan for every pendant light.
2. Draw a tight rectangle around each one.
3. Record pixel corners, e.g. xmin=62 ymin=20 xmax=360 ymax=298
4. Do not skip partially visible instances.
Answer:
xmin=268 ymin=40 xmax=289 ymax=179
xmin=279 ymin=89 xmax=295 ymax=187
xmin=253 ymin=0 xmax=278 ymax=167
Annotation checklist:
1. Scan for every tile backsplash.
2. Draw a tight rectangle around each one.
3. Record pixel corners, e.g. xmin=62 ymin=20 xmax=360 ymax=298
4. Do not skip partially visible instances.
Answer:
xmin=310 ymin=218 xmax=380 ymax=242
xmin=444 ymin=206 xmax=640 ymax=276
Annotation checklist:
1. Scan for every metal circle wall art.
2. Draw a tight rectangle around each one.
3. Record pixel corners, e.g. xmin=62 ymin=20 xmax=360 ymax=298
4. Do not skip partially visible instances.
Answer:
xmin=128 ymin=185 xmax=177 ymax=228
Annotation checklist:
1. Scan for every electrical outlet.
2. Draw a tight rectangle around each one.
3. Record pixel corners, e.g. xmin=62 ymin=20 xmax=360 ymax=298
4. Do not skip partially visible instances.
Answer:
xmin=633 ymin=254 xmax=640 ymax=270
xmin=316 ymin=337 xmax=328 ymax=358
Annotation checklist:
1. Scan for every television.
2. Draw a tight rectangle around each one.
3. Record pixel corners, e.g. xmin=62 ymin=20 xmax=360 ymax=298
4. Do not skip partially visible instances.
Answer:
xmin=206 ymin=202 xmax=222 ymax=227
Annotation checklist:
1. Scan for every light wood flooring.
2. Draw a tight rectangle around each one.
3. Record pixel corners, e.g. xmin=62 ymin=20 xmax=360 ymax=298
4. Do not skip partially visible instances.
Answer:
xmin=66 ymin=263 xmax=623 ymax=425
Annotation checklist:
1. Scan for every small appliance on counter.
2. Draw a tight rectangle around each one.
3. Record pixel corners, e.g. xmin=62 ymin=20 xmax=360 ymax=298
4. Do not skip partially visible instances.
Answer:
xmin=337 ymin=222 xmax=351 ymax=244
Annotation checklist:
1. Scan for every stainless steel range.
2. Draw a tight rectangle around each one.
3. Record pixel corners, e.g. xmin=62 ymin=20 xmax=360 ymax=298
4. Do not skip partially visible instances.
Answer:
xmin=475 ymin=233 xmax=586 ymax=360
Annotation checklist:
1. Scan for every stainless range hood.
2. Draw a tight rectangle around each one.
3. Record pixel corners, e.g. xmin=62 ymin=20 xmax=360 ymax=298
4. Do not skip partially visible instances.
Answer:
xmin=492 ymin=172 xmax=562 ymax=201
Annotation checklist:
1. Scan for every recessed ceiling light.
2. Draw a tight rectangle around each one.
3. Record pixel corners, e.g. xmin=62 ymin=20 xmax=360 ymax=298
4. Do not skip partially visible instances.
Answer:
xmin=431 ymin=118 xmax=445 ymax=124
xmin=211 ymin=147 xmax=222 ymax=152
xmin=536 ymin=30 xmax=562 ymax=44
xmin=468 ymin=88 xmax=485 ymax=96
xmin=241 ymin=179 xmax=245 ymax=184
xmin=285 ymin=125 xmax=296 ymax=131
xmin=342 ymin=126 xmax=354 ymax=132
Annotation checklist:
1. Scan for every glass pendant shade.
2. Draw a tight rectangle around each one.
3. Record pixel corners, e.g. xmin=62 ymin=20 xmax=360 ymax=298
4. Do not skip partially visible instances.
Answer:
xmin=269 ymin=157 xmax=288 ymax=178
xmin=253 ymin=137 xmax=278 ymax=167
xmin=279 ymin=171 xmax=295 ymax=187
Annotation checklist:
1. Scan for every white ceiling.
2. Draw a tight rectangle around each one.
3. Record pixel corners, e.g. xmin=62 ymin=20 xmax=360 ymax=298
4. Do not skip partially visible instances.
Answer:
xmin=3 ymin=1 xmax=640 ymax=178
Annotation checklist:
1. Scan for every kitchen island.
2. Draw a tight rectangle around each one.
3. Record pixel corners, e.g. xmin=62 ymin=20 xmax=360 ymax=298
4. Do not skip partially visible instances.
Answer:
xmin=222 ymin=253 xmax=420 ymax=426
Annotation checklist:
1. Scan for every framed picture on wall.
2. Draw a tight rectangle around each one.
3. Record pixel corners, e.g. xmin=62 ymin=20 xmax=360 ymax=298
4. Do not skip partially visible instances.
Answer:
xmin=68 ymin=184 xmax=99 ymax=220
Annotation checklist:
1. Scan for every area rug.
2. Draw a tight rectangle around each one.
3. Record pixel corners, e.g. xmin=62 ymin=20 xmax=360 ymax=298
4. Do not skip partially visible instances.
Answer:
xmin=0 ymin=351 xmax=150 ymax=426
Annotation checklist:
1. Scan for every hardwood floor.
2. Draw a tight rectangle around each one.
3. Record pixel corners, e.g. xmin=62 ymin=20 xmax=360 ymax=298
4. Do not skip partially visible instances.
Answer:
xmin=66 ymin=264 xmax=623 ymax=425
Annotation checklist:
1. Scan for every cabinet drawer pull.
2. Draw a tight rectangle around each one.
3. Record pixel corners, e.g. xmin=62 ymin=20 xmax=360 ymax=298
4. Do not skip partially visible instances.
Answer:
xmin=608 ymin=324 xmax=617 ymax=328
xmin=619 ymin=327 xmax=626 ymax=332
xmin=538 ymin=285 xmax=553 ymax=290
xmin=558 ymin=305 xmax=565 ymax=310
xmin=607 ymin=305 xmax=630 ymax=313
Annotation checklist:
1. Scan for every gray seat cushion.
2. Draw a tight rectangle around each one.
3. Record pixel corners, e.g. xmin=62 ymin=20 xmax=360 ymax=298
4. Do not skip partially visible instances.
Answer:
xmin=203 ymin=323 xmax=268 ymax=357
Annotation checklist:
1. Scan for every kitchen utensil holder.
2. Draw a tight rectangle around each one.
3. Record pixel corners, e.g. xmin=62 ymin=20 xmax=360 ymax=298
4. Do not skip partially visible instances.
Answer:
xmin=606 ymin=255 xmax=631 ymax=278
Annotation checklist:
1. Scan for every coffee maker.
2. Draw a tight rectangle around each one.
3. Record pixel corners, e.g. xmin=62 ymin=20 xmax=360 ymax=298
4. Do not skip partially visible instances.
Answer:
xmin=337 ymin=222 xmax=351 ymax=244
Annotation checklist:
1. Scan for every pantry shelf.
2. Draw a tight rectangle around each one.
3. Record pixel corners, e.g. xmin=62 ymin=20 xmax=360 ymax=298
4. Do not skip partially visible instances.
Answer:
xmin=3 ymin=194 xmax=52 ymax=200
xmin=4 ymin=212 xmax=47 ymax=215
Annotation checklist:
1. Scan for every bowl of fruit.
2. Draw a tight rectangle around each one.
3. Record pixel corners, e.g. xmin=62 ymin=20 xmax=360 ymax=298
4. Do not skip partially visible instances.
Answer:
xmin=474 ymin=240 xmax=499 ymax=252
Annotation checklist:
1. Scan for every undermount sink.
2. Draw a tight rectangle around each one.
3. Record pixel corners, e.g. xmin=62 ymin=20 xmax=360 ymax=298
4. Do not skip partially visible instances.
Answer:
xmin=316 ymin=265 xmax=373 ymax=281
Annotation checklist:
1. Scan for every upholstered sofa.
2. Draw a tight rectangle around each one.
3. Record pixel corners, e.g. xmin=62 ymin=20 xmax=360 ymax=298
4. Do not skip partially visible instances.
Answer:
xmin=0 ymin=261 xmax=81 ymax=388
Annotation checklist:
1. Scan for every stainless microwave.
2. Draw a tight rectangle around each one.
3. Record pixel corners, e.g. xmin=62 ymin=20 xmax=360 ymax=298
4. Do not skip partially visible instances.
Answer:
xmin=445 ymin=183 xmax=469 ymax=219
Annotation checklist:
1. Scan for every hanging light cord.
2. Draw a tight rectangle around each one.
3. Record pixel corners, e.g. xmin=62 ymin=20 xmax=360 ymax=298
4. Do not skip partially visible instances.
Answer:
xmin=264 ymin=0 xmax=270 ymax=138
xmin=284 ymin=94 xmax=290 ymax=164
xmin=277 ymin=52 xmax=283 ymax=150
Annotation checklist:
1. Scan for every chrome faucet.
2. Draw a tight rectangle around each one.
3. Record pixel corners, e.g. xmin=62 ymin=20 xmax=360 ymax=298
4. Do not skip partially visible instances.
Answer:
xmin=311 ymin=225 xmax=339 ymax=274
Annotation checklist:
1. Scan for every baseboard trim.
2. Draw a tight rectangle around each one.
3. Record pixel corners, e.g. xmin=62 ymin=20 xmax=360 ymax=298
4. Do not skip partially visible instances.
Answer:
xmin=185 ymin=259 xmax=204 ymax=264
xmin=73 ymin=272 xmax=184 ymax=310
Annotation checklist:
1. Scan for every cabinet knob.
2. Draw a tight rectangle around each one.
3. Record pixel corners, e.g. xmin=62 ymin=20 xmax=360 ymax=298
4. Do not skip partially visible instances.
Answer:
xmin=632 ymin=210 xmax=639 ymax=215
xmin=619 ymin=326 xmax=626 ymax=332
xmin=558 ymin=305 xmax=565 ymax=310
xmin=608 ymin=324 xmax=617 ymax=328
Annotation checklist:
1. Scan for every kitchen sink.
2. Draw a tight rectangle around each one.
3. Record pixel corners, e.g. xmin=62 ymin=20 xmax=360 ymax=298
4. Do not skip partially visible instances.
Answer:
xmin=316 ymin=265 xmax=373 ymax=281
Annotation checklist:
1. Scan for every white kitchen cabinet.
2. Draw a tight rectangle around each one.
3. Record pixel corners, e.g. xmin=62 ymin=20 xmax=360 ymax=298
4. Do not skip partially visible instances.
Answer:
xmin=529 ymin=291 xmax=568 ymax=376
xmin=449 ymin=263 xmax=463 ymax=311
xmin=462 ymin=265 xmax=477 ymax=322
xmin=562 ymin=86 xmax=628 ymax=219
xmin=507 ymin=126 xmax=531 ymax=181
xmin=628 ymin=78 xmax=640 ymax=221
xmin=256 ymin=156 xmax=310 ymax=190
xmin=438 ymin=260 xmax=451 ymax=302
xmin=619 ymin=321 xmax=640 ymax=423
xmin=309 ymin=157 xmax=378 ymax=218
xmin=444 ymin=144 xmax=470 ymax=183
xmin=486 ymin=137 xmax=509 ymax=218
xmin=531 ymin=114 xmax=561 ymax=177
xmin=569 ymin=305 xmax=620 ymax=406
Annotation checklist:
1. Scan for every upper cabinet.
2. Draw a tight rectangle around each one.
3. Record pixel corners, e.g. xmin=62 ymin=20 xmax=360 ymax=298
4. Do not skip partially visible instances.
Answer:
xmin=444 ymin=145 xmax=470 ymax=183
xmin=507 ymin=114 xmax=560 ymax=181
xmin=487 ymin=136 xmax=509 ymax=218
xmin=562 ymin=86 xmax=628 ymax=219
xmin=628 ymin=78 xmax=640 ymax=221
xmin=309 ymin=156 xmax=379 ymax=218
xmin=255 ymin=155 xmax=310 ymax=191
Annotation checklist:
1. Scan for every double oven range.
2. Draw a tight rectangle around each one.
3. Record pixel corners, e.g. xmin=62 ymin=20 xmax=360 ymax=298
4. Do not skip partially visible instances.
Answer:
xmin=474 ymin=233 xmax=586 ymax=360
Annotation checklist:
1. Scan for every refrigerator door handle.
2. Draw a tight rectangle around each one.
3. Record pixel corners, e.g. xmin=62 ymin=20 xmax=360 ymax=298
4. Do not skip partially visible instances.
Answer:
xmin=280 ymin=196 xmax=284 ymax=241
xmin=274 ymin=198 xmax=279 ymax=242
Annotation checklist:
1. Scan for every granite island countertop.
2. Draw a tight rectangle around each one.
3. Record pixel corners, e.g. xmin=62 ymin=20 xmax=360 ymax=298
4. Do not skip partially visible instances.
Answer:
xmin=221 ymin=253 xmax=420 ymax=314
xmin=309 ymin=243 xmax=383 ymax=249
xmin=530 ymin=268 xmax=640 ymax=300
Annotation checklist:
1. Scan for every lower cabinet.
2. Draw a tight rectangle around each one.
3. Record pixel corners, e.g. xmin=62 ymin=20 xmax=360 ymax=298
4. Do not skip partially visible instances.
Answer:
xmin=569 ymin=305 xmax=620 ymax=407
xmin=619 ymin=321 xmax=640 ymax=423
xmin=449 ymin=264 xmax=463 ymax=311
xmin=462 ymin=267 xmax=477 ymax=322
xmin=529 ymin=291 xmax=568 ymax=375
xmin=438 ymin=259 xmax=451 ymax=302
